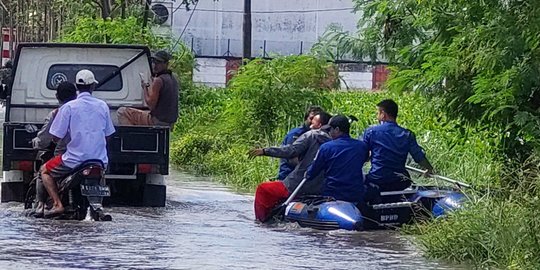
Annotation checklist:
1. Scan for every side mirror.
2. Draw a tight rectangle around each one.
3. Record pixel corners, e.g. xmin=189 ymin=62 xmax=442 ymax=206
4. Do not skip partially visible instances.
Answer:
xmin=0 ymin=84 xmax=6 ymax=99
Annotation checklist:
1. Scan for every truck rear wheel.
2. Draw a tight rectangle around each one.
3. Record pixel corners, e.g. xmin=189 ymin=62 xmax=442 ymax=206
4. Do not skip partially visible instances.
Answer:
xmin=141 ymin=174 xmax=166 ymax=207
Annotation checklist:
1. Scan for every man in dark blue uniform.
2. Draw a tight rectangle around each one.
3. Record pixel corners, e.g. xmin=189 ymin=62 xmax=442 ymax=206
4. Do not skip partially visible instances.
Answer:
xmin=277 ymin=106 xmax=323 ymax=180
xmin=362 ymin=99 xmax=434 ymax=192
xmin=305 ymin=115 xmax=369 ymax=203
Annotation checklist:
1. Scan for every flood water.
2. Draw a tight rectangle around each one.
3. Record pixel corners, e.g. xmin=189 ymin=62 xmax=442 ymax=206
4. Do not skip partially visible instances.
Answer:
xmin=0 ymin=108 xmax=463 ymax=269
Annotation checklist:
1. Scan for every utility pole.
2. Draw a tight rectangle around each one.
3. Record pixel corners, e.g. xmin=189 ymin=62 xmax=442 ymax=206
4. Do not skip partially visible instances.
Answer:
xmin=242 ymin=0 xmax=251 ymax=58
xmin=142 ymin=0 xmax=150 ymax=30
xmin=101 ymin=0 xmax=112 ymax=19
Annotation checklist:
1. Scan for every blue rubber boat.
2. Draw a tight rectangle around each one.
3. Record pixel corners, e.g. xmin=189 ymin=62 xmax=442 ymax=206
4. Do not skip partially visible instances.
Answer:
xmin=281 ymin=186 xmax=466 ymax=231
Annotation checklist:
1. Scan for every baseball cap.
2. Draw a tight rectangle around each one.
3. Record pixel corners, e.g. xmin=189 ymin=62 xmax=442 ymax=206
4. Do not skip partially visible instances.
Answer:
xmin=321 ymin=114 xmax=350 ymax=131
xmin=75 ymin=69 xmax=99 ymax=85
xmin=152 ymin=50 xmax=172 ymax=63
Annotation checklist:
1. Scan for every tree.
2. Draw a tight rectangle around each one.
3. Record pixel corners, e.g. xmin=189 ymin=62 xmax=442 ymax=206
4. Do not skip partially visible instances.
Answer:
xmin=314 ymin=0 xmax=540 ymax=156
xmin=0 ymin=0 xmax=201 ymax=43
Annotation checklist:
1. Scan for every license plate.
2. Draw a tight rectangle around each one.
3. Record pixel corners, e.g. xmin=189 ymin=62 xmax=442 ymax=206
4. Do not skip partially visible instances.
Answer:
xmin=80 ymin=185 xmax=111 ymax=197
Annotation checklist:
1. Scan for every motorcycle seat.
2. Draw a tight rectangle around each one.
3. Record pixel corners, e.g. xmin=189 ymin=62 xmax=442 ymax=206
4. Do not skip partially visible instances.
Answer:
xmin=71 ymin=159 xmax=104 ymax=172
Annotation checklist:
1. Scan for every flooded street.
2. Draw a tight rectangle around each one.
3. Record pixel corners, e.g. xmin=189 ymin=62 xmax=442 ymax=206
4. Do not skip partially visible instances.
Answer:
xmin=0 ymin=109 xmax=461 ymax=269
xmin=0 ymin=173 xmax=463 ymax=269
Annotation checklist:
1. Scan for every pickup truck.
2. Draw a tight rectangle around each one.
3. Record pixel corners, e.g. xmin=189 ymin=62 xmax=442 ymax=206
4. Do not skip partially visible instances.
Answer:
xmin=1 ymin=43 xmax=170 ymax=207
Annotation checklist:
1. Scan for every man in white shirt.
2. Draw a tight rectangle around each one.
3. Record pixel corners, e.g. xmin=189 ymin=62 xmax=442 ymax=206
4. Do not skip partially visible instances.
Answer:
xmin=41 ymin=69 xmax=115 ymax=217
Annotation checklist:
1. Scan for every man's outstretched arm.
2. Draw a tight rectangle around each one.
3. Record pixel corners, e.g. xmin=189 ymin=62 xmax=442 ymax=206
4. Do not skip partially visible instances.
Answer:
xmin=249 ymin=133 xmax=311 ymax=159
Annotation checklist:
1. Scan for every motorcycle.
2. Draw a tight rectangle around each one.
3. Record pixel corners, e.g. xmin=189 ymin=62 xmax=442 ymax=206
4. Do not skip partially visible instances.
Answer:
xmin=25 ymin=150 xmax=112 ymax=221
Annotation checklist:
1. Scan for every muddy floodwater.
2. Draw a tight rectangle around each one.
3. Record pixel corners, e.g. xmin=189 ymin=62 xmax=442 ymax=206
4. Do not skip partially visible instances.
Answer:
xmin=0 ymin=108 xmax=464 ymax=269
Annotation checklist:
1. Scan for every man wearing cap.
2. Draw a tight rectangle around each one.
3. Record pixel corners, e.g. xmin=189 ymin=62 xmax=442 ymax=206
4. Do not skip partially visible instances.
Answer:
xmin=249 ymin=111 xmax=332 ymax=222
xmin=117 ymin=50 xmax=179 ymax=127
xmin=362 ymin=99 xmax=434 ymax=193
xmin=305 ymin=115 xmax=369 ymax=203
xmin=40 ymin=69 xmax=115 ymax=217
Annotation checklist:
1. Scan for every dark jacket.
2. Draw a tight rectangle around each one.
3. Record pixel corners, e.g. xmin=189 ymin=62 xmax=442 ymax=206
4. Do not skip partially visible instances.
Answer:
xmin=264 ymin=129 xmax=331 ymax=195
xmin=306 ymin=135 xmax=369 ymax=202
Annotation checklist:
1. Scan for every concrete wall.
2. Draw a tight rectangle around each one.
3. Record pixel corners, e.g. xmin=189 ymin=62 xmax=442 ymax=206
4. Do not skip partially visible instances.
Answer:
xmin=193 ymin=57 xmax=377 ymax=90
xmin=339 ymin=72 xmax=372 ymax=90
xmin=193 ymin=58 xmax=227 ymax=87
xmin=337 ymin=63 xmax=372 ymax=90
xmin=165 ymin=0 xmax=359 ymax=58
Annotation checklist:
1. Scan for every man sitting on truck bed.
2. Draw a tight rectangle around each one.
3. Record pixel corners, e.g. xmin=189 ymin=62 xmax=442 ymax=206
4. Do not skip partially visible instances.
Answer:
xmin=40 ymin=69 xmax=115 ymax=217
xmin=117 ymin=50 xmax=179 ymax=127
xmin=31 ymin=82 xmax=77 ymax=217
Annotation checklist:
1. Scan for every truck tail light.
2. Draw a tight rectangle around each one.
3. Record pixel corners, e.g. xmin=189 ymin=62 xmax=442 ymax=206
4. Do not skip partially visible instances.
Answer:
xmin=11 ymin=160 xmax=33 ymax=172
xmin=137 ymin=164 xmax=159 ymax=174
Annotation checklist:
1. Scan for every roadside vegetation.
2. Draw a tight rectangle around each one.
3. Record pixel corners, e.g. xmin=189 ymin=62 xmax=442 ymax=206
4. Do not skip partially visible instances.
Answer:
xmin=49 ymin=0 xmax=540 ymax=268
xmin=172 ymin=55 xmax=538 ymax=269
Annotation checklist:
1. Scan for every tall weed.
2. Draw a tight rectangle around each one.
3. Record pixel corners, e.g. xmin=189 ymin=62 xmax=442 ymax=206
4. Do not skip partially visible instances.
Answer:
xmin=224 ymin=56 xmax=333 ymax=142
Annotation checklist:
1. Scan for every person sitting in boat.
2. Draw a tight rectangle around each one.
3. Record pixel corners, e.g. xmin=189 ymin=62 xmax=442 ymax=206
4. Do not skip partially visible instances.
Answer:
xmin=276 ymin=105 xmax=323 ymax=180
xmin=362 ymin=99 xmax=434 ymax=193
xmin=248 ymin=111 xmax=332 ymax=222
xmin=304 ymin=115 xmax=369 ymax=203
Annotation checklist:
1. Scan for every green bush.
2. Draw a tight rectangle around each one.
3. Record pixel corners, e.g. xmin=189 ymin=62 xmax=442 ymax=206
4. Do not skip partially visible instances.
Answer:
xmin=171 ymin=133 xmax=215 ymax=165
xmin=414 ymin=198 xmax=540 ymax=269
xmin=315 ymin=0 xmax=540 ymax=158
xmin=414 ymin=159 xmax=540 ymax=269
xmin=224 ymin=56 xmax=333 ymax=142
xmin=174 ymin=86 xmax=229 ymax=137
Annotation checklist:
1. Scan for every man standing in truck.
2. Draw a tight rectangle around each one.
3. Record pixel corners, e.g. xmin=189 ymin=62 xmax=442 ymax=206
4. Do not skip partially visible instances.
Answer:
xmin=117 ymin=50 xmax=179 ymax=127
xmin=40 ymin=69 xmax=115 ymax=217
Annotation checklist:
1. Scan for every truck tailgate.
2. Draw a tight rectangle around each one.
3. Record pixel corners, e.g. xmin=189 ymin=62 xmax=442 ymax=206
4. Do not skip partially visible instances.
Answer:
xmin=3 ymin=123 xmax=170 ymax=174
xmin=108 ymin=126 xmax=170 ymax=174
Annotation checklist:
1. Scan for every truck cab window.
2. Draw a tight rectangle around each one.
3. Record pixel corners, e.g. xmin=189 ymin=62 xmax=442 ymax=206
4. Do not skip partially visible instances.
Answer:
xmin=47 ymin=64 xmax=122 ymax=91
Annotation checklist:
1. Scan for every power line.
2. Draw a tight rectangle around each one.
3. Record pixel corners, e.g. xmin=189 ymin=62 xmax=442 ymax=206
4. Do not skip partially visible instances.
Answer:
xmin=171 ymin=1 xmax=186 ymax=15
xmin=170 ymin=0 xmax=198 ymax=52
xmin=174 ymin=7 xmax=354 ymax=15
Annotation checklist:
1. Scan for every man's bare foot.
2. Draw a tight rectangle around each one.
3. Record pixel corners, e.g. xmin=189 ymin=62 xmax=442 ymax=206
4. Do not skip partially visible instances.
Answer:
xmin=44 ymin=206 xmax=64 ymax=218
xmin=33 ymin=202 xmax=45 ymax=218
